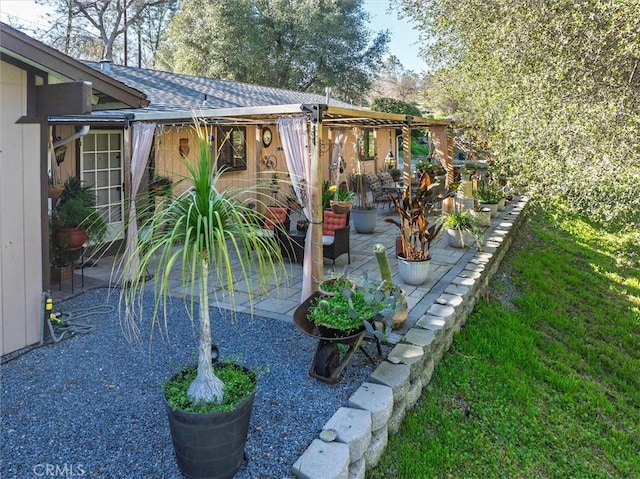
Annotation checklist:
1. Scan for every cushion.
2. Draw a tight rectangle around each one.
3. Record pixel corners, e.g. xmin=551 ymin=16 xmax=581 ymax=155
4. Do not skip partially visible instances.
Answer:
xmin=265 ymin=207 xmax=288 ymax=230
xmin=323 ymin=211 xmax=347 ymax=236
xmin=322 ymin=235 xmax=335 ymax=246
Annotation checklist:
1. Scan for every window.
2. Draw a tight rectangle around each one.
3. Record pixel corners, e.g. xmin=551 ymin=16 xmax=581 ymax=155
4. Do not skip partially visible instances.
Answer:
xmin=357 ymin=128 xmax=376 ymax=161
xmin=217 ymin=126 xmax=247 ymax=171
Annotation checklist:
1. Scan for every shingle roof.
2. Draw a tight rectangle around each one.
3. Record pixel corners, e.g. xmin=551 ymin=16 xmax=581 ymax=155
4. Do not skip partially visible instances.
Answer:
xmin=82 ymin=61 xmax=357 ymax=113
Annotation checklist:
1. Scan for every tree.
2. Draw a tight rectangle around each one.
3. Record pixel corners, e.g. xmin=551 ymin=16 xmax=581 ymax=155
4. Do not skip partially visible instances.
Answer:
xmin=123 ymin=122 xmax=283 ymax=404
xmin=165 ymin=0 xmax=390 ymax=103
xmin=370 ymin=97 xmax=423 ymax=117
xmin=369 ymin=55 xmax=426 ymax=104
xmin=36 ymin=0 xmax=172 ymax=63
xmin=398 ymin=0 xmax=640 ymax=228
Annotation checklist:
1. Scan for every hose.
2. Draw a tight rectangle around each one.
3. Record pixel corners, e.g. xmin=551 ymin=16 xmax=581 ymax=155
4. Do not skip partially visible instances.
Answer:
xmin=47 ymin=304 xmax=115 ymax=343
xmin=1 ymin=296 xmax=115 ymax=365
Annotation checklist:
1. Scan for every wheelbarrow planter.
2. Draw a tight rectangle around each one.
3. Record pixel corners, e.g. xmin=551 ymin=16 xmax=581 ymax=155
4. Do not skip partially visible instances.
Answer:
xmin=293 ymin=292 xmax=381 ymax=383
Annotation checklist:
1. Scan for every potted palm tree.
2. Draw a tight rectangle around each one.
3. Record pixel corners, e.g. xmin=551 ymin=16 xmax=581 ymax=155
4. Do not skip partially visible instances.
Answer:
xmin=121 ymin=120 xmax=284 ymax=479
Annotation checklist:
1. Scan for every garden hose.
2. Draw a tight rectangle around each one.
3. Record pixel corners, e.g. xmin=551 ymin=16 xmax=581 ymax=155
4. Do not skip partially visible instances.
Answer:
xmin=46 ymin=302 xmax=115 ymax=343
xmin=2 ymin=293 xmax=116 ymax=365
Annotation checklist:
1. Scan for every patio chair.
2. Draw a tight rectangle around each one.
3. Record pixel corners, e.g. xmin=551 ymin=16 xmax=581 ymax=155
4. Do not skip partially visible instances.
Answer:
xmin=262 ymin=206 xmax=290 ymax=236
xmin=322 ymin=210 xmax=350 ymax=265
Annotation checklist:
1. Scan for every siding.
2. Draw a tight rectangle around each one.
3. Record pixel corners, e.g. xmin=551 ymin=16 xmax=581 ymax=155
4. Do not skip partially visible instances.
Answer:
xmin=1 ymin=61 xmax=43 ymax=355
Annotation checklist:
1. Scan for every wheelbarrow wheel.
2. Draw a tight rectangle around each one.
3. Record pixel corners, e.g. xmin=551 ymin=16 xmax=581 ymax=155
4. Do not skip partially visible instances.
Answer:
xmin=314 ymin=342 xmax=340 ymax=378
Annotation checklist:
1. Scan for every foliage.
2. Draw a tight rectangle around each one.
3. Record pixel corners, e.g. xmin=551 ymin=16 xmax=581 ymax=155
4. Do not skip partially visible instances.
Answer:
xmin=399 ymin=0 xmax=640 ymax=228
xmin=386 ymin=174 xmax=453 ymax=259
xmin=370 ymin=97 xmax=423 ymax=117
xmin=372 ymin=209 xmax=640 ymax=477
xmin=52 ymin=176 xmax=107 ymax=243
xmin=122 ymin=119 xmax=284 ymax=405
xmin=444 ymin=209 xmax=483 ymax=248
xmin=347 ymin=173 xmax=375 ymax=210
xmin=477 ymin=182 xmax=502 ymax=204
xmin=308 ymin=277 xmax=398 ymax=334
xmin=166 ymin=0 xmax=389 ymax=103
xmin=321 ymin=181 xmax=334 ymax=209
xmin=443 ymin=209 xmax=476 ymax=230
xmin=164 ymin=362 xmax=256 ymax=413
xmin=368 ymin=55 xmax=427 ymax=103
xmin=36 ymin=0 xmax=176 ymax=64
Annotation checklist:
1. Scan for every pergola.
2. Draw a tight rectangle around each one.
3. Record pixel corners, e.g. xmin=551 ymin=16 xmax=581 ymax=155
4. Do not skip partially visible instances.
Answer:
xmin=54 ymin=103 xmax=455 ymax=297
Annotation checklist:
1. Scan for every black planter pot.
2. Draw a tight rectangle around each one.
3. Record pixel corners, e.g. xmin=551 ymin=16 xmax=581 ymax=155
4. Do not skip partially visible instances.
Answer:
xmin=164 ymin=368 xmax=256 ymax=479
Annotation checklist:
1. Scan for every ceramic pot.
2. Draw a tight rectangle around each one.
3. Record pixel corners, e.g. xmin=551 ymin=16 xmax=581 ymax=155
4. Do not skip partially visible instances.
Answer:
xmin=397 ymin=255 xmax=431 ymax=285
xmin=351 ymin=208 xmax=377 ymax=234
xmin=446 ymin=228 xmax=475 ymax=248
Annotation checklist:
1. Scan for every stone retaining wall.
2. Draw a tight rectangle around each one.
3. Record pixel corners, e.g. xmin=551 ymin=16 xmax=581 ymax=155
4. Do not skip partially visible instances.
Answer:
xmin=292 ymin=197 xmax=529 ymax=479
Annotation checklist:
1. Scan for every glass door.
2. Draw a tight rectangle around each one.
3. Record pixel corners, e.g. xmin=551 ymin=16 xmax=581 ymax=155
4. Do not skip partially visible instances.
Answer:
xmin=80 ymin=131 xmax=124 ymax=242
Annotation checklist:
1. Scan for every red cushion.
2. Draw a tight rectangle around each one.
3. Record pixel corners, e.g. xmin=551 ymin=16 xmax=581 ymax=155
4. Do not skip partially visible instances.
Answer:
xmin=323 ymin=211 xmax=347 ymax=236
xmin=265 ymin=207 xmax=288 ymax=230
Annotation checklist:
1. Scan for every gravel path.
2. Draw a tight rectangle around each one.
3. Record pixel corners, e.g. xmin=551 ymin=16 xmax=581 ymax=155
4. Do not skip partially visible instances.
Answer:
xmin=1 ymin=287 xmax=388 ymax=478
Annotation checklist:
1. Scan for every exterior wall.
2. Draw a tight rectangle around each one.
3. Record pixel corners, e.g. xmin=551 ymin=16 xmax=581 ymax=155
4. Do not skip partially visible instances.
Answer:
xmin=151 ymin=124 xmax=395 ymax=214
xmin=0 ymin=61 xmax=43 ymax=355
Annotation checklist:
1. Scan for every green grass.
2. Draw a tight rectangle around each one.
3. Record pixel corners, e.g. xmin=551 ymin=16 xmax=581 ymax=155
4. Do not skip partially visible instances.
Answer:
xmin=369 ymin=209 xmax=640 ymax=478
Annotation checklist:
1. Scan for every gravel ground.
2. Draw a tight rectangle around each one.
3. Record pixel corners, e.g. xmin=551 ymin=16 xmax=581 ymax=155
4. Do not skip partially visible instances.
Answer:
xmin=1 ymin=287 xmax=389 ymax=478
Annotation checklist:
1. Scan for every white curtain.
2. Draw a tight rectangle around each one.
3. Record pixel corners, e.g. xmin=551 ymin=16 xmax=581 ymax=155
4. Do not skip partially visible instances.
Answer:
xmin=123 ymin=122 xmax=156 ymax=282
xmin=276 ymin=116 xmax=315 ymax=301
xmin=332 ymin=130 xmax=347 ymax=190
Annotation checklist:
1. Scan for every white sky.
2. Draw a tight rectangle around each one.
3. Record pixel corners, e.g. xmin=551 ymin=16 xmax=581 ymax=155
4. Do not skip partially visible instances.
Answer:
xmin=0 ymin=0 xmax=427 ymax=72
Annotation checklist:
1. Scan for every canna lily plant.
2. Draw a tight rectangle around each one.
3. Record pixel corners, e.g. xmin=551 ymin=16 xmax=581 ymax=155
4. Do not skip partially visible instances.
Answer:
xmin=122 ymin=119 xmax=284 ymax=406
xmin=385 ymin=173 xmax=454 ymax=260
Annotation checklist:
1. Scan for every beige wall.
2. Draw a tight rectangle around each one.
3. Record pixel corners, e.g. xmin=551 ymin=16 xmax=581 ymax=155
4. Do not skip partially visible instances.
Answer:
xmin=152 ymin=123 xmax=395 ymax=213
xmin=0 ymin=61 xmax=44 ymax=355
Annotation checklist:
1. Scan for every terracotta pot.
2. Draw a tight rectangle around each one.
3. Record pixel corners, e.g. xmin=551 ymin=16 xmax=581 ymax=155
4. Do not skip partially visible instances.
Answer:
xmin=54 ymin=227 xmax=87 ymax=250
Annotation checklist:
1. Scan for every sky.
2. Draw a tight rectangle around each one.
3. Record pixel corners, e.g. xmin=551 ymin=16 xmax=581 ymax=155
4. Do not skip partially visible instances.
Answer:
xmin=0 ymin=0 xmax=427 ymax=72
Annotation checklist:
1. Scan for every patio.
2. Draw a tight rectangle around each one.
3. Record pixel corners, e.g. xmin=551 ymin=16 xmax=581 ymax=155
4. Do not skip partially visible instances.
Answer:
xmin=49 ymin=205 xmax=475 ymax=340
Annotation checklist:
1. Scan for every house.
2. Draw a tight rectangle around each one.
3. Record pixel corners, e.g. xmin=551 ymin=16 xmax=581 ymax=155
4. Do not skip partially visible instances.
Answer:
xmin=1 ymin=22 xmax=455 ymax=356
xmin=0 ymin=22 xmax=148 ymax=356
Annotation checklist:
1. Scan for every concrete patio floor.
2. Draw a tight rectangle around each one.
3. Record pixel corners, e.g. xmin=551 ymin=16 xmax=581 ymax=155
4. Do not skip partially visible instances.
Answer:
xmin=49 ymin=205 xmax=484 ymax=339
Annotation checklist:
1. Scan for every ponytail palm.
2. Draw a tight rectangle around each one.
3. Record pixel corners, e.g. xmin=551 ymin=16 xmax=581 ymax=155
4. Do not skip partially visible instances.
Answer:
xmin=122 ymin=121 xmax=283 ymax=405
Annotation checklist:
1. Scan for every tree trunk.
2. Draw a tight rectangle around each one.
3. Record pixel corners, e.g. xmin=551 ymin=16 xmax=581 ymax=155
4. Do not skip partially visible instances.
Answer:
xmin=187 ymin=256 xmax=224 ymax=404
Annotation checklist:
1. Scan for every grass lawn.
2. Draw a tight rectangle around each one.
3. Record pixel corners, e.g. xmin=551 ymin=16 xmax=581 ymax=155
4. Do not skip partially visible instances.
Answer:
xmin=369 ymin=208 xmax=640 ymax=478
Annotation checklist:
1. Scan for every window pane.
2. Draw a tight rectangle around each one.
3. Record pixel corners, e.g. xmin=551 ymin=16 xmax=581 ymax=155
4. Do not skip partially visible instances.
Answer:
xmin=83 ymin=153 xmax=96 ymax=171
xmin=109 ymin=152 xmax=121 ymax=169
xmin=109 ymin=133 xmax=120 ymax=149
xmin=96 ymin=189 xmax=109 ymax=206
xmin=83 ymin=135 xmax=95 ymax=151
xmin=97 ymin=133 xmax=108 ymax=151
xmin=97 ymin=153 xmax=109 ymax=169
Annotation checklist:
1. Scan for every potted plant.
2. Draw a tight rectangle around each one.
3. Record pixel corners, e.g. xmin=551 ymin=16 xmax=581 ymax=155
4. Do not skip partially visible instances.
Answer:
xmin=477 ymin=181 xmax=502 ymax=217
xmin=348 ymin=172 xmax=378 ymax=233
xmin=121 ymin=120 xmax=284 ymax=479
xmin=51 ymin=177 xmax=107 ymax=250
xmin=330 ymin=187 xmax=354 ymax=214
xmin=385 ymin=175 xmax=454 ymax=285
xmin=444 ymin=209 xmax=483 ymax=248
xmin=307 ymin=275 xmax=398 ymax=339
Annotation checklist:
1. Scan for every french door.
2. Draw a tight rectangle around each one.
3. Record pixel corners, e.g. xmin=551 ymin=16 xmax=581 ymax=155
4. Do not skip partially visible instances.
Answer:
xmin=80 ymin=130 xmax=124 ymax=241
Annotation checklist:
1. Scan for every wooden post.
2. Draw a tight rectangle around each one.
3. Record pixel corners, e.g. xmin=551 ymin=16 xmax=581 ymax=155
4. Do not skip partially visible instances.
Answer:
xmin=307 ymin=106 xmax=325 ymax=292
